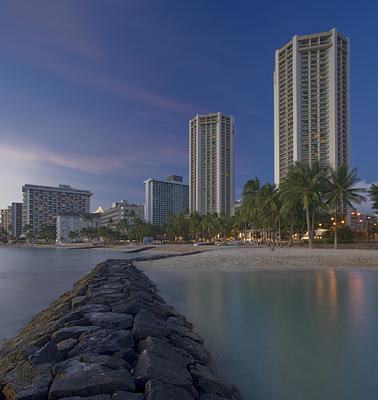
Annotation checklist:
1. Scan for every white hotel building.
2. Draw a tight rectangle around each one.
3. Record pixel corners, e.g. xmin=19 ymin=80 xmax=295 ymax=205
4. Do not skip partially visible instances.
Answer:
xmin=189 ymin=112 xmax=235 ymax=216
xmin=22 ymin=184 xmax=92 ymax=234
xmin=274 ymin=28 xmax=349 ymax=184
xmin=144 ymin=176 xmax=189 ymax=225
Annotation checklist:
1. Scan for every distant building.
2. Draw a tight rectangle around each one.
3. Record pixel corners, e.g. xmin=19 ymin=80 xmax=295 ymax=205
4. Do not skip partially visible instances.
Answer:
xmin=56 ymin=213 xmax=100 ymax=244
xmin=189 ymin=112 xmax=235 ymax=216
xmin=274 ymin=28 xmax=349 ymax=184
xmin=0 ymin=208 xmax=10 ymax=233
xmin=350 ymin=210 xmax=378 ymax=239
xmin=22 ymin=184 xmax=92 ymax=235
xmin=99 ymin=201 xmax=144 ymax=227
xmin=9 ymin=202 xmax=23 ymax=238
xmin=144 ymin=176 xmax=189 ymax=225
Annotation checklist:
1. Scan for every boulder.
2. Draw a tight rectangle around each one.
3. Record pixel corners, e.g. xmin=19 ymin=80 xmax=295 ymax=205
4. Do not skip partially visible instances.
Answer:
xmin=52 ymin=326 xmax=99 ymax=342
xmin=29 ymin=341 xmax=63 ymax=365
xmin=190 ymin=364 xmax=240 ymax=400
xmin=112 ymin=391 xmax=144 ymax=400
xmin=144 ymin=380 xmax=196 ymax=400
xmin=1 ymin=361 xmax=52 ymax=400
xmin=85 ymin=312 xmax=133 ymax=330
xmin=133 ymin=351 xmax=194 ymax=394
xmin=132 ymin=311 xmax=170 ymax=341
xmin=76 ymin=304 xmax=111 ymax=314
xmin=63 ymin=396 xmax=111 ymax=400
xmin=49 ymin=356 xmax=135 ymax=399
xmin=169 ymin=334 xmax=209 ymax=365
xmin=67 ymin=329 xmax=134 ymax=358
xmin=137 ymin=336 xmax=193 ymax=368
xmin=57 ymin=338 xmax=78 ymax=355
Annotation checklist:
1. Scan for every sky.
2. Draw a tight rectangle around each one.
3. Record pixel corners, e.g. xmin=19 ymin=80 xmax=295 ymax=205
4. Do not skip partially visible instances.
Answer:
xmin=0 ymin=0 xmax=377 ymax=211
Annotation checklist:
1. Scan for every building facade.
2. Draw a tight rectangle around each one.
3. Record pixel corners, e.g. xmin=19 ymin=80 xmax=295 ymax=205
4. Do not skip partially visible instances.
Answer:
xmin=22 ymin=184 xmax=92 ymax=234
xmin=189 ymin=112 xmax=235 ymax=216
xmin=56 ymin=213 xmax=101 ymax=244
xmin=274 ymin=28 xmax=349 ymax=184
xmin=99 ymin=201 xmax=144 ymax=227
xmin=9 ymin=202 xmax=23 ymax=238
xmin=144 ymin=176 xmax=189 ymax=225
xmin=0 ymin=208 xmax=10 ymax=233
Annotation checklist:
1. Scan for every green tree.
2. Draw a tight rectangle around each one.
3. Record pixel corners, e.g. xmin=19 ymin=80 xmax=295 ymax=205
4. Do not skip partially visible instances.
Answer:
xmin=38 ymin=225 xmax=57 ymax=243
xmin=369 ymin=184 xmax=378 ymax=215
xmin=281 ymin=162 xmax=323 ymax=249
xmin=323 ymin=165 xmax=366 ymax=249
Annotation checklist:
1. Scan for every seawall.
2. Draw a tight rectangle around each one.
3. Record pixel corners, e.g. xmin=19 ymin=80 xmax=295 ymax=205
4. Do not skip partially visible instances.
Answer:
xmin=0 ymin=258 xmax=241 ymax=400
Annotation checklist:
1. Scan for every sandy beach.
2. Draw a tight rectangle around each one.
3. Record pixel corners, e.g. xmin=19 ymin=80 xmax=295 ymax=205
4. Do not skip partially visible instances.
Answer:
xmin=138 ymin=246 xmax=378 ymax=271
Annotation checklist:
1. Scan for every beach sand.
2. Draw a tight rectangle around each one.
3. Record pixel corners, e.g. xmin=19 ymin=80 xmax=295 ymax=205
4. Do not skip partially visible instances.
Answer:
xmin=137 ymin=246 xmax=378 ymax=271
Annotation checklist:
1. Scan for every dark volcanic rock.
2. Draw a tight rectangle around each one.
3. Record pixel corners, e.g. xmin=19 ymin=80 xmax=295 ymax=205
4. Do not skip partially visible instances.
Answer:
xmin=144 ymin=380 xmax=196 ymax=400
xmin=134 ymin=351 xmax=194 ymax=394
xmin=112 ymin=391 xmax=144 ymax=400
xmin=85 ymin=312 xmax=133 ymax=330
xmin=190 ymin=364 xmax=240 ymax=400
xmin=76 ymin=304 xmax=111 ymax=314
xmin=63 ymin=396 xmax=111 ymax=400
xmin=67 ymin=329 xmax=134 ymax=358
xmin=30 ymin=341 xmax=63 ymax=365
xmin=0 ymin=259 xmax=240 ymax=400
xmin=169 ymin=334 xmax=210 ymax=364
xmin=132 ymin=310 xmax=170 ymax=341
xmin=52 ymin=326 xmax=100 ymax=342
xmin=2 ymin=361 xmax=52 ymax=400
xmin=49 ymin=355 xmax=135 ymax=399
xmin=137 ymin=336 xmax=194 ymax=368
xmin=57 ymin=338 xmax=78 ymax=355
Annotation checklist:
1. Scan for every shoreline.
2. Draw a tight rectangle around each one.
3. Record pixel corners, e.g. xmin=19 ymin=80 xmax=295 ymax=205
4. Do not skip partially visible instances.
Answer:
xmin=137 ymin=247 xmax=378 ymax=272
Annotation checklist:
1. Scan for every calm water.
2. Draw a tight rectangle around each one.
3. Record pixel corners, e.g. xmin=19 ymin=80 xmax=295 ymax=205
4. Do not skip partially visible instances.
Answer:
xmin=145 ymin=268 xmax=378 ymax=400
xmin=1 ymin=248 xmax=378 ymax=399
xmin=0 ymin=247 xmax=133 ymax=339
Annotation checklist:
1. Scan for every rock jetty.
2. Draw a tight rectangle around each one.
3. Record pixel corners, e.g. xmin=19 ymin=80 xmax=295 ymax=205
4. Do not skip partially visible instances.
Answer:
xmin=0 ymin=259 xmax=241 ymax=400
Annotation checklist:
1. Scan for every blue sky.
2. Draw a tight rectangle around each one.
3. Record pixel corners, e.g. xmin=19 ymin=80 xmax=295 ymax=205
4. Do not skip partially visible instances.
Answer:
xmin=0 ymin=0 xmax=377 ymax=210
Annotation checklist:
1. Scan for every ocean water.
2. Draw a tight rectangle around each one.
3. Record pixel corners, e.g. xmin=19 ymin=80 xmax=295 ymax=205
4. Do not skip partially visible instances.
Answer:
xmin=0 ymin=247 xmax=133 ymax=339
xmin=1 ymin=247 xmax=377 ymax=399
xmin=145 ymin=268 xmax=378 ymax=400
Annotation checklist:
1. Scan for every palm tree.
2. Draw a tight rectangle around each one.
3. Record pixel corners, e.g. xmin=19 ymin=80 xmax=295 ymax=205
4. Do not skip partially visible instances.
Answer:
xmin=188 ymin=212 xmax=202 ymax=242
xmin=369 ymin=184 xmax=378 ymax=215
xmin=323 ymin=164 xmax=366 ymax=249
xmin=281 ymin=162 xmax=323 ymax=249
xmin=256 ymin=183 xmax=279 ymax=249
xmin=116 ymin=218 xmax=130 ymax=237
xmin=241 ymin=177 xmax=261 ymax=242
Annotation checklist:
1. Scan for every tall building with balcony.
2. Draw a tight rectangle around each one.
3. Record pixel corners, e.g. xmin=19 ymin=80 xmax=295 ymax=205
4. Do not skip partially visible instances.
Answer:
xmin=144 ymin=176 xmax=189 ymax=225
xmin=22 ymin=184 xmax=92 ymax=234
xmin=189 ymin=112 xmax=235 ymax=216
xmin=274 ymin=28 xmax=349 ymax=184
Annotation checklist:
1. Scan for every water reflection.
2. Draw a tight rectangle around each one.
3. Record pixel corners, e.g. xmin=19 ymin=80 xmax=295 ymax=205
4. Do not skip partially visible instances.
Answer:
xmin=147 ymin=268 xmax=378 ymax=400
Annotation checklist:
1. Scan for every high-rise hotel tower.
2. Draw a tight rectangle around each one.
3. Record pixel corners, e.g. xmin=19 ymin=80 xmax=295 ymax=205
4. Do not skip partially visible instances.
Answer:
xmin=274 ymin=28 xmax=349 ymax=184
xmin=189 ymin=112 xmax=235 ymax=216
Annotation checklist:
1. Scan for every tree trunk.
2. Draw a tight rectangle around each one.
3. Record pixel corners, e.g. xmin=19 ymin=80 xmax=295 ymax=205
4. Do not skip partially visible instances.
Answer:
xmin=306 ymin=206 xmax=313 ymax=249
xmin=334 ymin=209 xmax=338 ymax=250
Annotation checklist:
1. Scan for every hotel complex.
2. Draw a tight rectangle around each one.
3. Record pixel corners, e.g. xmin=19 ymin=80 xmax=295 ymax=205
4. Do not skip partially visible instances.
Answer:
xmin=274 ymin=28 xmax=349 ymax=184
xmin=22 ymin=184 xmax=92 ymax=234
xmin=189 ymin=112 xmax=235 ymax=216
xmin=99 ymin=201 xmax=144 ymax=227
xmin=144 ymin=176 xmax=189 ymax=225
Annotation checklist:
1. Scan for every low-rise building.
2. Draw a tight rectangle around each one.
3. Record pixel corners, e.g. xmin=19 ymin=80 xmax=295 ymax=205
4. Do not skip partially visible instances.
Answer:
xmin=56 ymin=213 xmax=101 ymax=243
xmin=99 ymin=201 xmax=144 ymax=227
